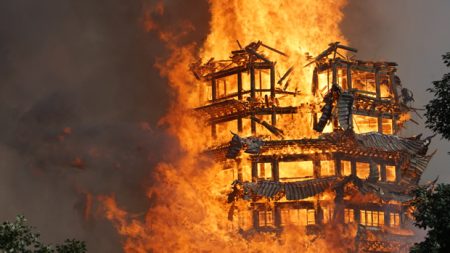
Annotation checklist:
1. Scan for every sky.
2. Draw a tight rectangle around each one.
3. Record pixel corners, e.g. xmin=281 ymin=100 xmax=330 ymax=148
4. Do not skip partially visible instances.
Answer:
xmin=0 ymin=0 xmax=449 ymax=252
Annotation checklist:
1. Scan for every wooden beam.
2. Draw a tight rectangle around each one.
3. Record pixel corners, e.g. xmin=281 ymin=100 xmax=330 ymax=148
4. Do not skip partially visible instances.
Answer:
xmin=250 ymin=65 xmax=256 ymax=99
xmin=375 ymin=69 xmax=381 ymax=99
xmin=272 ymin=161 xmax=279 ymax=181
xmin=251 ymin=161 xmax=258 ymax=182
xmin=378 ymin=115 xmax=383 ymax=134
xmin=347 ymin=63 xmax=353 ymax=90
xmin=380 ymin=164 xmax=387 ymax=182
xmin=237 ymin=72 xmax=243 ymax=100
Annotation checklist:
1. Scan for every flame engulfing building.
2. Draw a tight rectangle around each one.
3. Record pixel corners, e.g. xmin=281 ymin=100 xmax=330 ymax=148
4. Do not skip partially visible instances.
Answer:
xmin=192 ymin=41 xmax=433 ymax=252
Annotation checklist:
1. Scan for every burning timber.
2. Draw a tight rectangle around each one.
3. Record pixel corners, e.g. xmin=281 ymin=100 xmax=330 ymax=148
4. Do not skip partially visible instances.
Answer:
xmin=192 ymin=41 xmax=434 ymax=253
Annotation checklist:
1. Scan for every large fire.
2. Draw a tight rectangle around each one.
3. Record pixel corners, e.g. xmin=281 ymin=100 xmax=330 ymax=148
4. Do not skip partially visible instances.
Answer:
xmin=98 ymin=0 xmax=386 ymax=252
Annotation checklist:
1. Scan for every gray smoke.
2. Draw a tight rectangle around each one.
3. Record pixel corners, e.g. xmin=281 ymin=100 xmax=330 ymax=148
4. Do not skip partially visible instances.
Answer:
xmin=0 ymin=0 xmax=208 ymax=252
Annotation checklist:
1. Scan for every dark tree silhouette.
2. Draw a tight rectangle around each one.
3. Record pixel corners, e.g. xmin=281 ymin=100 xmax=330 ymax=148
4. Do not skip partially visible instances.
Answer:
xmin=410 ymin=184 xmax=450 ymax=253
xmin=425 ymin=52 xmax=450 ymax=140
xmin=0 ymin=215 xmax=86 ymax=253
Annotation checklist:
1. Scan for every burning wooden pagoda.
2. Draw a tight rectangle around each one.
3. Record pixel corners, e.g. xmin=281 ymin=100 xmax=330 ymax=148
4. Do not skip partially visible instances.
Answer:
xmin=192 ymin=41 xmax=434 ymax=253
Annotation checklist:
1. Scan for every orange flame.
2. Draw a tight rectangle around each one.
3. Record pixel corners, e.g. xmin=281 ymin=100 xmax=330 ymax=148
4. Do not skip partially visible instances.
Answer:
xmin=101 ymin=1 xmax=354 ymax=252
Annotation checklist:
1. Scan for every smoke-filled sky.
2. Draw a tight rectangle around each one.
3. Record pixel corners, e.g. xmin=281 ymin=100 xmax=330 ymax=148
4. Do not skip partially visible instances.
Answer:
xmin=0 ymin=0 xmax=449 ymax=252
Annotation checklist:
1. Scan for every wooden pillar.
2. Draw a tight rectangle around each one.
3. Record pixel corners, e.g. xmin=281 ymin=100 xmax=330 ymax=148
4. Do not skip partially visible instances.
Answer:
xmin=250 ymin=66 xmax=256 ymax=134
xmin=385 ymin=208 xmax=391 ymax=227
xmin=351 ymin=160 xmax=357 ymax=176
xmin=332 ymin=60 xmax=338 ymax=85
xmin=312 ymin=67 xmax=319 ymax=95
xmin=335 ymin=155 xmax=342 ymax=177
xmin=211 ymin=78 xmax=217 ymax=101
xmin=347 ymin=63 xmax=352 ymax=90
xmin=274 ymin=205 xmax=282 ymax=227
xmin=251 ymin=161 xmax=258 ymax=182
xmin=253 ymin=209 xmax=259 ymax=228
xmin=378 ymin=114 xmax=383 ymax=134
xmin=237 ymin=72 xmax=243 ymax=100
xmin=354 ymin=207 xmax=361 ymax=224
xmin=389 ymin=71 xmax=399 ymax=101
xmin=237 ymin=118 xmax=243 ymax=133
xmin=317 ymin=204 xmax=324 ymax=225
xmin=392 ymin=114 xmax=398 ymax=134
xmin=380 ymin=164 xmax=387 ymax=182
xmin=395 ymin=164 xmax=401 ymax=184
xmin=270 ymin=64 xmax=277 ymax=126
xmin=313 ymin=156 xmax=321 ymax=178
xmin=250 ymin=65 xmax=256 ymax=99
xmin=272 ymin=160 xmax=279 ymax=181
xmin=375 ymin=69 xmax=381 ymax=99
xmin=270 ymin=64 xmax=276 ymax=98
xmin=237 ymin=159 xmax=243 ymax=181
xmin=237 ymin=71 xmax=242 ymax=134
xmin=251 ymin=117 xmax=256 ymax=134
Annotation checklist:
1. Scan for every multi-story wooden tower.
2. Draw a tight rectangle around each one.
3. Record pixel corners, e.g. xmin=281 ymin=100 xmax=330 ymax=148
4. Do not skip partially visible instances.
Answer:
xmin=192 ymin=41 xmax=433 ymax=252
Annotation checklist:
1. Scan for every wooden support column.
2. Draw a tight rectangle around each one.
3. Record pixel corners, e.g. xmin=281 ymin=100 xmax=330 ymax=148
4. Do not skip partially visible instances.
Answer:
xmin=270 ymin=63 xmax=277 ymax=126
xmin=392 ymin=115 xmax=398 ymax=134
xmin=312 ymin=67 xmax=319 ymax=95
xmin=347 ymin=63 xmax=352 ymax=90
xmin=251 ymin=117 xmax=256 ymax=134
xmin=237 ymin=117 xmax=243 ymax=133
xmin=270 ymin=64 xmax=275 ymax=98
xmin=274 ymin=205 xmax=282 ymax=228
xmin=354 ymin=207 xmax=361 ymax=224
xmin=389 ymin=71 xmax=399 ymax=101
xmin=272 ymin=160 xmax=279 ymax=181
xmin=375 ymin=69 xmax=381 ymax=99
xmin=211 ymin=78 xmax=217 ymax=101
xmin=251 ymin=161 xmax=258 ymax=182
xmin=317 ymin=204 xmax=324 ymax=225
xmin=395 ymin=164 xmax=401 ymax=184
xmin=332 ymin=61 xmax=338 ymax=85
xmin=351 ymin=160 xmax=357 ymax=176
xmin=385 ymin=207 xmax=391 ymax=227
xmin=335 ymin=155 xmax=342 ymax=177
xmin=380 ymin=164 xmax=387 ymax=182
xmin=237 ymin=159 xmax=243 ymax=181
xmin=378 ymin=114 xmax=383 ymax=134
xmin=313 ymin=156 xmax=321 ymax=178
xmin=250 ymin=65 xmax=256 ymax=99
xmin=250 ymin=65 xmax=256 ymax=134
xmin=237 ymin=72 xmax=243 ymax=100
xmin=312 ymin=67 xmax=319 ymax=130
xmin=253 ymin=209 xmax=259 ymax=228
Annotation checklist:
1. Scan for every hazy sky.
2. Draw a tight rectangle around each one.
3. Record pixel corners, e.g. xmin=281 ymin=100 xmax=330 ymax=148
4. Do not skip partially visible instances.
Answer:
xmin=0 ymin=1 xmax=449 ymax=252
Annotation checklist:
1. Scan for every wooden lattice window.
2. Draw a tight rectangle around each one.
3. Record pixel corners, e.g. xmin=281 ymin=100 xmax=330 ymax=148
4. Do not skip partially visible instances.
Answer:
xmin=360 ymin=210 xmax=384 ymax=227
xmin=258 ymin=210 xmax=273 ymax=227
xmin=281 ymin=209 xmax=315 ymax=225
xmin=344 ymin=208 xmax=354 ymax=223
xmin=390 ymin=212 xmax=400 ymax=227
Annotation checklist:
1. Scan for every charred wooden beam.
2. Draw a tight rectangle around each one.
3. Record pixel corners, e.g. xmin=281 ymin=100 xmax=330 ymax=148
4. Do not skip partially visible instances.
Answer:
xmin=251 ymin=116 xmax=284 ymax=137
xmin=260 ymin=42 xmax=288 ymax=57
xmin=277 ymin=66 xmax=294 ymax=85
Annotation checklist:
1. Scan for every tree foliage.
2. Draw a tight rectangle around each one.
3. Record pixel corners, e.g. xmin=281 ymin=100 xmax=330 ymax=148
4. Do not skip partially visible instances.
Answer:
xmin=425 ymin=52 xmax=450 ymax=140
xmin=410 ymin=184 xmax=450 ymax=253
xmin=0 ymin=216 xmax=86 ymax=253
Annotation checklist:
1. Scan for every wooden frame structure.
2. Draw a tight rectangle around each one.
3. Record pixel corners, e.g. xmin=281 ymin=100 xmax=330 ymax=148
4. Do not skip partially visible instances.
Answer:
xmin=193 ymin=42 xmax=432 ymax=252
